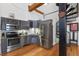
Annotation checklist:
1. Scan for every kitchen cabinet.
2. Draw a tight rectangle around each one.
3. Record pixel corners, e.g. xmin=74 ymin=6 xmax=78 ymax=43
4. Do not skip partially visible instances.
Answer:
xmin=29 ymin=20 xmax=41 ymax=28
xmin=29 ymin=20 xmax=33 ymax=28
xmin=0 ymin=31 xmax=7 ymax=54
xmin=30 ymin=35 xmax=40 ymax=45
xmin=21 ymin=21 xmax=29 ymax=30
xmin=0 ymin=18 xmax=1 ymax=30
xmin=20 ymin=36 xmax=25 ymax=47
xmin=4 ymin=18 xmax=19 ymax=25
xmin=1 ymin=17 xmax=21 ymax=30
xmin=1 ymin=17 xmax=6 ymax=30
xmin=37 ymin=20 xmax=41 ymax=28
xmin=33 ymin=21 xmax=37 ymax=28
xmin=24 ymin=36 xmax=31 ymax=45
xmin=23 ymin=35 xmax=40 ymax=45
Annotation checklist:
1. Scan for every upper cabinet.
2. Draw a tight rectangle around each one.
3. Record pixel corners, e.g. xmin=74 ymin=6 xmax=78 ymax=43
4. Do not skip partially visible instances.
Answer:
xmin=20 ymin=20 xmax=29 ymax=30
xmin=29 ymin=20 xmax=41 ymax=28
xmin=29 ymin=20 xmax=33 ymax=28
xmin=1 ymin=17 xmax=41 ymax=30
xmin=1 ymin=17 xmax=21 ymax=30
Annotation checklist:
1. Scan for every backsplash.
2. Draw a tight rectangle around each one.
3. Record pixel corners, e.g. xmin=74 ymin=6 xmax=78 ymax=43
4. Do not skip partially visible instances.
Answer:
xmin=27 ymin=28 xmax=41 ymax=35
xmin=17 ymin=28 xmax=41 ymax=36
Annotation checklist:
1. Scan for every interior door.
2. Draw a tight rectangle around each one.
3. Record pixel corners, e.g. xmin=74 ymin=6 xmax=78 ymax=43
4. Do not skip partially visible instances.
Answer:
xmin=40 ymin=20 xmax=53 ymax=48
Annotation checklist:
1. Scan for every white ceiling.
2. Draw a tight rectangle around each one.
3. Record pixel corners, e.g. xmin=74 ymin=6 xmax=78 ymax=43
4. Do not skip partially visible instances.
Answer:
xmin=37 ymin=3 xmax=59 ymax=14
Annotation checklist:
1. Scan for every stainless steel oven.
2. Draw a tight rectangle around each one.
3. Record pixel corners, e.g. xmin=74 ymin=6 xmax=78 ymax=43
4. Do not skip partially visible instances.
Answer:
xmin=5 ymin=23 xmax=21 ymax=52
xmin=6 ymin=32 xmax=21 ymax=52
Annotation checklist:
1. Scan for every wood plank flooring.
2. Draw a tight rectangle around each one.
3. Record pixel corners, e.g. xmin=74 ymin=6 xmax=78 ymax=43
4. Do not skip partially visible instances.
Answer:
xmin=1 ymin=44 xmax=79 ymax=56
xmin=67 ymin=44 xmax=78 ymax=56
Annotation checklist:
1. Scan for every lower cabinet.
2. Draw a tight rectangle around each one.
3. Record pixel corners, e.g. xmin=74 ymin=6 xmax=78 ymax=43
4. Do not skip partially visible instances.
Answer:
xmin=22 ymin=35 xmax=40 ymax=46
xmin=24 ymin=36 xmax=31 ymax=45
xmin=31 ymin=36 xmax=40 ymax=45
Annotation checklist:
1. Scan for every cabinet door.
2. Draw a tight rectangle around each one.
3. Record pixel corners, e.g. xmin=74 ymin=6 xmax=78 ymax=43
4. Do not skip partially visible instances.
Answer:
xmin=0 ymin=18 xmax=1 ymax=30
xmin=1 ymin=17 xmax=21 ymax=30
xmin=24 ymin=36 xmax=30 ymax=45
xmin=5 ymin=18 xmax=13 ymax=24
xmin=1 ymin=32 xmax=7 ymax=54
xmin=33 ymin=20 xmax=41 ymax=28
xmin=29 ymin=20 xmax=33 ymax=28
xmin=31 ymin=36 xmax=40 ymax=45
xmin=21 ymin=21 xmax=25 ymax=29
xmin=17 ymin=20 xmax=21 ymax=30
xmin=37 ymin=20 xmax=41 ymax=28
xmin=1 ymin=17 xmax=6 ymax=30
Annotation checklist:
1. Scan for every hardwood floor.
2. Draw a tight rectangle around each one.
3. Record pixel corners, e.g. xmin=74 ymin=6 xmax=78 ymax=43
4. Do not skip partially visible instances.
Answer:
xmin=1 ymin=44 xmax=59 ymax=56
xmin=67 ymin=44 xmax=78 ymax=56
xmin=1 ymin=44 xmax=79 ymax=56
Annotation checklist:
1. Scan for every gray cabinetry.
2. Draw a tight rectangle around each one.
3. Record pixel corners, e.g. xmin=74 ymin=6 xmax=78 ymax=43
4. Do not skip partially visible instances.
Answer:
xmin=29 ymin=35 xmax=40 ymax=45
xmin=33 ymin=21 xmax=37 ymax=28
xmin=1 ymin=17 xmax=6 ymax=30
xmin=21 ymin=35 xmax=40 ymax=46
xmin=29 ymin=20 xmax=41 ymax=28
xmin=20 ymin=36 xmax=25 ymax=47
xmin=1 ymin=17 xmax=21 ymax=30
xmin=21 ymin=21 xmax=29 ymax=30
xmin=0 ymin=18 xmax=2 ymax=30
xmin=24 ymin=36 xmax=31 ymax=45
xmin=1 ymin=32 xmax=7 ymax=54
xmin=24 ymin=35 xmax=40 ymax=45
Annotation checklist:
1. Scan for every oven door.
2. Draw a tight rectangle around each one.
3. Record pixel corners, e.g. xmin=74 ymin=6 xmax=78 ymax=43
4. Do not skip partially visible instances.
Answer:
xmin=8 ymin=38 xmax=20 ymax=46
xmin=7 ymin=38 xmax=20 ymax=52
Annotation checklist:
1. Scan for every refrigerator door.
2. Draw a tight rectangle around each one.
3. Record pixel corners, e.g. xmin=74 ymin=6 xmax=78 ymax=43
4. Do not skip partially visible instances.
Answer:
xmin=40 ymin=20 xmax=53 ymax=48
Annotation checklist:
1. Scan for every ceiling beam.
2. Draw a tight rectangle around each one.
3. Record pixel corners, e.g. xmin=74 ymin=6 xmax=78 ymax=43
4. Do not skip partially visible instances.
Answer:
xmin=35 ymin=9 xmax=44 ymax=14
xmin=28 ymin=3 xmax=44 ymax=11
